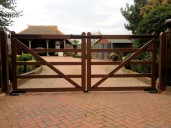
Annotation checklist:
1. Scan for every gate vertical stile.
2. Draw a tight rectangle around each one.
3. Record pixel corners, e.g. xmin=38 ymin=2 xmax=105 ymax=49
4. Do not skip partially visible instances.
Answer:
xmin=87 ymin=32 xmax=92 ymax=91
xmin=11 ymin=37 xmax=17 ymax=90
xmin=81 ymin=32 xmax=86 ymax=92
xmin=151 ymin=36 xmax=157 ymax=88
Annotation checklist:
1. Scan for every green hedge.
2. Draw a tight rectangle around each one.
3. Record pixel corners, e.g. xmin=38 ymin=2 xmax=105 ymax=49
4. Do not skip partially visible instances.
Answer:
xmin=8 ymin=54 xmax=37 ymax=81
xmin=18 ymin=54 xmax=33 ymax=61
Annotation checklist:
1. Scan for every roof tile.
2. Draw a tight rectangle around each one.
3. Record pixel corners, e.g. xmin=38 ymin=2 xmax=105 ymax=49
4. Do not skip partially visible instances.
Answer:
xmin=19 ymin=25 xmax=64 ymax=34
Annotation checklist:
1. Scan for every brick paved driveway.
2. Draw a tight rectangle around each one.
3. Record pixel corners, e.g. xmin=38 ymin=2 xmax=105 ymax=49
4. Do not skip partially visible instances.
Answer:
xmin=0 ymin=91 xmax=171 ymax=128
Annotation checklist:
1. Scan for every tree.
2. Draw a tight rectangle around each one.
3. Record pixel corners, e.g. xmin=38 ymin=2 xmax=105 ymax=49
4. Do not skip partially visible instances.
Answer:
xmin=121 ymin=0 xmax=171 ymax=34
xmin=140 ymin=0 xmax=171 ymax=16
xmin=120 ymin=0 xmax=147 ymax=34
xmin=121 ymin=0 xmax=171 ymax=74
xmin=133 ymin=5 xmax=171 ymax=74
xmin=136 ymin=5 xmax=171 ymax=34
xmin=0 ymin=0 xmax=22 ymax=31
xmin=72 ymin=40 xmax=79 ymax=45
xmin=91 ymin=30 xmax=102 ymax=45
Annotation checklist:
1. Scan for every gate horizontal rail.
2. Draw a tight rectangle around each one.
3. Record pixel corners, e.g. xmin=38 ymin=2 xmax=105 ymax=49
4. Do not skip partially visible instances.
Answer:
xmin=91 ymin=61 xmax=152 ymax=65
xmin=17 ymin=75 xmax=82 ymax=78
xmin=16 ymin=48 xmax=82 ymax=53
xmin=16 ymin=62 xmax=82 ymax=65
xmin=16 ymin=61 xmax=152 ymax=66
xmin=91 ymin=48 xmax=152 ymax=52
xmin=91 ymin=74 xmax=152 ymax=78
xmin=12 ymin=33 xmax=158 ymax=39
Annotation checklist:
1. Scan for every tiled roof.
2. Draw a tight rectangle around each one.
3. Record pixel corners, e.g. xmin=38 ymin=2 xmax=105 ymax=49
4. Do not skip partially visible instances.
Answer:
xmin=95 ymin=39 xmax=132 ymax=45
xmin=94 ymin=39 xmax=111 ymax=45
xmin=19 ymin=25 xmax=64 ymax=34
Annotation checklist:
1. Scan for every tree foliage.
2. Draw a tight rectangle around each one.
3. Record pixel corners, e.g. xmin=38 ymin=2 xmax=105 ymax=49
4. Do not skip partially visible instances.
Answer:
xmin=72 ymin=40 xmax=79 ymax=45
xmin=121 ymin=0 xmax=171 ymax=34
xmin=121 ymin=0 xmax=171 ymax=74
xmin=140 ymin=0 xmax=171 ymax=16
xmin=120 ymin=0 xmax=147 ymax=34
xmin=137 ymin=5 xmax=171 ymax=34
xmin=0 ymin=0 xmax=22 ymax=31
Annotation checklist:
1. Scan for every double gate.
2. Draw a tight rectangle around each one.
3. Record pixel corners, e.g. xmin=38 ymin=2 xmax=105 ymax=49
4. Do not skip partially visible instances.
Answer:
xmin=9 ymin=32 xmax=165 ymax=92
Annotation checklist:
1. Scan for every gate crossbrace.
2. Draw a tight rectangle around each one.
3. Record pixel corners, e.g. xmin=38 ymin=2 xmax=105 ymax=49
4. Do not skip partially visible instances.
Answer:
xmin=92 ymin=38 xmax=155 ymax=88
xmin=12 ymin=38 xmax=81 ymax=88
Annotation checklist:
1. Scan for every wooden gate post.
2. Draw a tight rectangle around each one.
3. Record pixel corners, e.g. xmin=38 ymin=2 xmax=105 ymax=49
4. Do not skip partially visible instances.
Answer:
xmin=0 ymin=31 xmax=9 ymax=94
xmin=165 ymin=19 xmax=171 ymax=86
xmin=159 ymin=32 xmax=166 ymax=91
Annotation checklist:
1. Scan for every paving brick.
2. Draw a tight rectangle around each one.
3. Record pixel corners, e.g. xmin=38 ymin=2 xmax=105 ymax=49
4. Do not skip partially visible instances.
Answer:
xmin=37 ymin=122 xmax=47 ymax=128
xmin=57 ymin=123 xmax=68 ymax=128
xmin=0 ymin=91 xmax=171 ymax=128
xmin=161 ymin=123 xmax=171 ymax=128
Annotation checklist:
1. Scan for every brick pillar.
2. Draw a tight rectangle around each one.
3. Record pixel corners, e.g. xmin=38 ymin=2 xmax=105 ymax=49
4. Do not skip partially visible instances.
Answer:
xmin=165 ymin=19 xmax=171 ymax=86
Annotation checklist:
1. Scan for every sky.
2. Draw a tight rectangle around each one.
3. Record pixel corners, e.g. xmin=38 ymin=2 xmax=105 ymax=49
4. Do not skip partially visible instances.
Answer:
xmin=9 ymin=0 xmax=134 ymax=34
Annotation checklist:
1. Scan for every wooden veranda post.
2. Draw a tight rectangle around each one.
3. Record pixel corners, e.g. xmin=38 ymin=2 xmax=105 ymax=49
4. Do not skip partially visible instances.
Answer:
xmin=0 ymin=31 xmax=9 ymax=94
xmin=165 ymin=19 xmax=171 ymax=86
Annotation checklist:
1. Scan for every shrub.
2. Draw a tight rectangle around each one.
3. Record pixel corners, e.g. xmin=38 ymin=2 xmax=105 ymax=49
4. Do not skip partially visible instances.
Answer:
xmin=8 ymin=54 xmax=37 ymax=79
xmin=109 ymin=52 xmax=120 ymax=61
xmin=16 ymin=55 xmax=20 ymax=61
xmin=17 ymin=60 xmax=37 ymax=74
xmin=8 ymin=54 xmax=12 ymax=58
xmin=123 ymin=53 xmax=132 ymax=69
xmin=73 ymin=55 xmax=81 ymax=58
xmin=72 ymin=53 xmax=76 ymax=57
xmin=123 ymin=53 xmax=152 ymax=73
xmin=130 ymin=60 xmax=151 ymax=73
xmin=19 ymin=54 xmax=33 ymax=61
xmin=25 ymin=60 xmax=36 ymax=72
xmin=16 ymin=63 xmax=24 ymax=75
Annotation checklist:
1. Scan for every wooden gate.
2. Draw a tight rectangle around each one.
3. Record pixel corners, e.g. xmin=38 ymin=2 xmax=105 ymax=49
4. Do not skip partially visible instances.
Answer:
xmin=10 ymin=32 xmax=163 ymax=92
xmin=11 ymin=32 xmax=86 ymax=92
xmin=87 ymin=32 xmax=159 ymax=91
